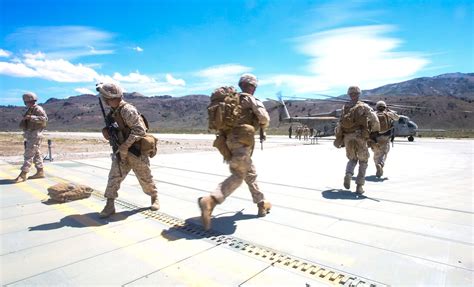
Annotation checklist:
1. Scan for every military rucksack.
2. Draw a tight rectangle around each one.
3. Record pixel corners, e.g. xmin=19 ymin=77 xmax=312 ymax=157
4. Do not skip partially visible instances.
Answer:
xmin=47 ymin=183 xmax=93 ymax=203
xmin=377 ymin=111 xmax=392 ymax=133
xmin=208 ymin=86 xmax=241 ymax=131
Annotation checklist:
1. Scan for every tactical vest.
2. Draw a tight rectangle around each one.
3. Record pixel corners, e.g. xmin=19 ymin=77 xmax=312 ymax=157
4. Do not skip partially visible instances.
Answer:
xmin=19 ymin=105 xmax=47 ymax=131
xmin=340 ymin=101 xmax=369 ymax=133
xmin=110 ymin=103 xmax=148 ymax=151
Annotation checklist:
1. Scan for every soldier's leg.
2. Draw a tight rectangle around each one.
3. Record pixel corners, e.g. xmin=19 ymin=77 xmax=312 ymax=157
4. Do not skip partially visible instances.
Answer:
xmin=104 ymin=159 xmax=132 ymax=199
xmin=130 ymin=154 xmax=159 ymax=211
xmin=245 ymin=163 xmax=272 ymax=217
xmin=356 ymin=161 xmax=368 ymax=185
xmin=100 ymin=159 xmax=132 ymax=218
xmin=21 ymin=139 xmax=40 ymax=173
xmin=344 ymin=135 xmax=358 ymax=189
xmin=244 ymin=163 xmax=264 ymax=203
xmin=32 ymin=137 xmax=44 ymax=170
xmin=355 ymin=137 xmax=370 ymax=193
xmin=211 ymin=145 xmax=250 ymax=203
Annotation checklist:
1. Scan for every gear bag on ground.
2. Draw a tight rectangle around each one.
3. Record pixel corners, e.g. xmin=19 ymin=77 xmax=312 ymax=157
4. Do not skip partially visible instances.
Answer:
xmin=47 ymin=183 xmax=93 ymax=203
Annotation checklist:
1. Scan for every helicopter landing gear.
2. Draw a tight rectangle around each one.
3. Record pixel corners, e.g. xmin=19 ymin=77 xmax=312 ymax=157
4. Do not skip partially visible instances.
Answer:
xmin=408 ymin=136 xmax=414 ymax=142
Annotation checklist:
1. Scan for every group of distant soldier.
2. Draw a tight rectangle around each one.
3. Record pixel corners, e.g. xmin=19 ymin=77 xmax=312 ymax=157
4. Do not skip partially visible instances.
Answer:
xmin=290 ymin=125 xmax=314 ymax=141
xmin=13 ymin=76 xmax=398 ymax=230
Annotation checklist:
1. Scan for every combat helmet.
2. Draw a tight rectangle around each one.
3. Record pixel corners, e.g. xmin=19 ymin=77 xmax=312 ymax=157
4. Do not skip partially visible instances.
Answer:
xmin=22 ymin=92 xmax=38 ymax=102
xmin=376 ymin=101 xmax=387 ymax=110
xmin=96 ymin=82 xmax=123 ymax=99
xmin=238 ymin=73 xmax=258 ymax=88
xmin=347 ymin=86 xmax=361 ymax=95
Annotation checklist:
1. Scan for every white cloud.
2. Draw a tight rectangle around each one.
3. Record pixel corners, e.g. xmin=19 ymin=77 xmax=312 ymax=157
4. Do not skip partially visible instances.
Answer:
xmin=113 ymin=71 xmax=154 ymax=83
xmin=197 ymin=64 xmax=252 ymax=79
xmin=0 ymin=61 xmax=39 ymax=77
xmin=133 ymin=46 xmax=144 ymax=52
xmin=192 ymin=64 xmax=253 ymax=90
xmin=166 ymin=74 xmax=185 ymax=86
xmin=110 ymin=71 xmax=188 ymax=95
xmin=75 ymin=87 xmax=95 ymax=95
xmin=0 ymin=49 xmax=11 ymax=58
xmin=7 ymin=26 xmax=115 ymax=60
xmin=0 ymin=52 xmax=101 ymax=82
xmin=267 ymin=25 xmax=429 ymax=93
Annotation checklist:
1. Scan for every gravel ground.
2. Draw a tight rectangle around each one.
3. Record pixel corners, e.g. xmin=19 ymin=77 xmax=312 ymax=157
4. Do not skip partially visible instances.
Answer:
xmin=0 ymin=132 xmax=215 ymax=164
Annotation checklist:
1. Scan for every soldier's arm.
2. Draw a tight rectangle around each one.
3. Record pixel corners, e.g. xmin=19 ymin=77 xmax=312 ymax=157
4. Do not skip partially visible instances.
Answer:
xmin=251 ymin=97 xmax=270 ymax=128
xmin=121 ymin=105 xmax=146 ymax=149
xmin=387 ymin=111 xmax=400 ymax=121
xmin=29 ymin=106 xmax=48 ymax=123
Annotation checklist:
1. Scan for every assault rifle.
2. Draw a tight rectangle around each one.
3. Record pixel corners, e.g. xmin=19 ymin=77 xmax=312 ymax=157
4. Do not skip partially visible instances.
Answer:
xmin=99 ymin=98 xmax=123 ymax=177
xmin=259 ymin=127 xmax=265 ymax=150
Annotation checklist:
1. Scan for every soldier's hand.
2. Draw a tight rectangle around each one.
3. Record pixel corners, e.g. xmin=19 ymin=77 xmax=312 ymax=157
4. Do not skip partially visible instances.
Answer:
xmin=24 ymin=115 xmax=31 ymax=120
xmin=118 ymin=144 xmax=128 ymax=163
xmin=102 ymin=127 xmax=110 ymax=140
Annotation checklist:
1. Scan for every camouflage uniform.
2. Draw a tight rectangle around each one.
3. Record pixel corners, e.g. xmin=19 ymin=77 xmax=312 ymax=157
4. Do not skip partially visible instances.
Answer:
xmin=199 ymin=73 xmax=271 ymax=230
xmin=96 ymin=82 xmax=158 ymax=218
xmin=335 ymin=86 xmax=379 ymax=193
xmin=371 ymin=105 xmax=399 ymax=176
xmin=20 ymin=103 xmax=48 ymax=173
xmin=210 ymin=94 xmax=270 ymax=204
xmin=104 ymin=101 xmax=158 ymax=200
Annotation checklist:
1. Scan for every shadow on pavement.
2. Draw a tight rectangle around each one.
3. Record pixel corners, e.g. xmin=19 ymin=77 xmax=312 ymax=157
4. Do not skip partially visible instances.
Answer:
xmin=365 ymin=175 xmax=388 ymax=182
xmin=0 ymin=179 xmax=17 ymax=185
xmin=28 ymin=208 xmax=148 ymax=231
xmin=161 ymin=210 xmax=257 ymax=241
xmin=322 ymin=189 xmax=380 ymax=202
xmin=322 ymin=189 xmax=365 ymax=200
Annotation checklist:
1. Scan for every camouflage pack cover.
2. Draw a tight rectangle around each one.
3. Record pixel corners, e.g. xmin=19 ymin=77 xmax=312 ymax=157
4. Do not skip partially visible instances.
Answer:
xmin=377 ymin=111 xmax=391 ymax=133
xmin=208 ymin=86 xmax=241 ymax=131
xmin=47 ymin=183 xmax=93 ymax=203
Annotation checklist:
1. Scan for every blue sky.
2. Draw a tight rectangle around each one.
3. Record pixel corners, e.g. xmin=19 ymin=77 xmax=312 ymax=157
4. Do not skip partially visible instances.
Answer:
xmin=0 ymin=0 xmax=472 ymax=105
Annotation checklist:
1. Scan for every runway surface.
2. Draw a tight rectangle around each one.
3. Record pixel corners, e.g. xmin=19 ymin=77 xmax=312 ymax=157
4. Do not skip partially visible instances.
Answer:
xmin=1 ymin=135 xmax=472 ymax=286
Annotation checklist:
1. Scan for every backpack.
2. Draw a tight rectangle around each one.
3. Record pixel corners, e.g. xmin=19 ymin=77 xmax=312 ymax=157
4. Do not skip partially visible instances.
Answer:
xmin=377 ymin=111 xmax=392 ymax=132
xmin=47 ymin=183 xmax=93 ymax=203
xmin=208 ymin=86 xmax=241 ymax=131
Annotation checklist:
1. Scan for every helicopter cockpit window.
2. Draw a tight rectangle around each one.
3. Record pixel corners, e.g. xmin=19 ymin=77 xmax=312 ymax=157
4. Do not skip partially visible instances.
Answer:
xmin=398 ymin=118 xmax=407 ymax=124
xmin=407 ymin=122 xmax=416 ymax=128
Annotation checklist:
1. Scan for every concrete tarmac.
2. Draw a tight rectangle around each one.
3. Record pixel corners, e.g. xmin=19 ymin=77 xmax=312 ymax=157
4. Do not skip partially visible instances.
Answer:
xmin=1 ymin=135 xmax=472 ymax=286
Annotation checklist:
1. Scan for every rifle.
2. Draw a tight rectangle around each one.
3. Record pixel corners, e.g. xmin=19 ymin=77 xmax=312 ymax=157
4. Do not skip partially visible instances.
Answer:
xmin=259 ymin=127 xmax=265 ymax=150
xmin=99 ymin=98 xmax=123 ymax=177
xmin=390 ymin=127 xmax=395 ymax=148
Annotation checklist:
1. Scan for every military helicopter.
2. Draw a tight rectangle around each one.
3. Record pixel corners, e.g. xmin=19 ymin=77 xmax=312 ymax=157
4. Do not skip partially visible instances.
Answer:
xmin=269 ymin=94 xmax=420 ymax=141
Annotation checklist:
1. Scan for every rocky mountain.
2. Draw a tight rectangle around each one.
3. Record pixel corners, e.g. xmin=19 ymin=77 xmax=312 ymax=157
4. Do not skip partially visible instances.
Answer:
xmin=363 ymin=73 xmax=474 ymax=100
xmin=1 ymin=73 xmax=473 ymax=132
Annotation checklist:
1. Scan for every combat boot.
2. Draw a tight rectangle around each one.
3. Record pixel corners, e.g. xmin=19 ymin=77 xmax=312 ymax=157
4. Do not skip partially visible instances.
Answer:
xmin=28 ymin=168 xmax=45 ymax=179
xmin=376 ymin=164 xmax=383 ymax=178
xmin=257 ymin=200 xmax=272 ymax=217
xmin=343 ymin=173 xmax=352 ymax=189
xmin=356 ymin=184 xmax=365 ymax=195
xmin=198 ymin=196 xmax=217 ymax=231
xmin=150 ymin=195 xmax=160 ymax=211
xmin=99 ymin=199 xmax=116 ymax=218
xmin=14 ymin=171 xmax=28 ymax=183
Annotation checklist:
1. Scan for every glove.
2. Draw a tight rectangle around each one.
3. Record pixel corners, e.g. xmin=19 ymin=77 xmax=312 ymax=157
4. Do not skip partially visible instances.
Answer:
xmin=118 ymin=144 xmax=129 ymax=164
xmin=101 ymin=127 xmax=110 ymax=140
